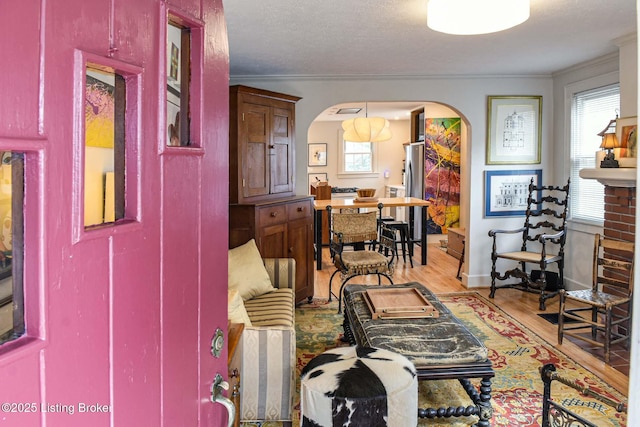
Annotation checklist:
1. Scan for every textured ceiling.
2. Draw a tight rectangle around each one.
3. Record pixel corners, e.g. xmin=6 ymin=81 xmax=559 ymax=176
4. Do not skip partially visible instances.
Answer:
xmin=223 ymin=0 xmax=637 ymax=78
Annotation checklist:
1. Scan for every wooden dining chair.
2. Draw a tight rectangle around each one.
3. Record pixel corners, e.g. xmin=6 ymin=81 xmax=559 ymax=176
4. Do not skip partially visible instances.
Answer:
xmin=558 ymin=234 xmax=634 ymax=363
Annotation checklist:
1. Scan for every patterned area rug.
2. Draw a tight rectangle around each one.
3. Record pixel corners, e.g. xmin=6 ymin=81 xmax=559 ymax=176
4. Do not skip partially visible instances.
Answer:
xmin=245 ymin=292 xmax=628 ymax=427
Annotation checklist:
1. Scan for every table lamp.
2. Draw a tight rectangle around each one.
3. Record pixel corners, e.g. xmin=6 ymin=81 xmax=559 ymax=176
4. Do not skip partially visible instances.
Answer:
xmin=598 ymin=120 xmax=621 ymax=168
xmin=599 ymin=133 xmax=620 ymax=168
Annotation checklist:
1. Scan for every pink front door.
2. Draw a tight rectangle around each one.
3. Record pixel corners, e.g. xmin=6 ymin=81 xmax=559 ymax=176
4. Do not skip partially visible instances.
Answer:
xmin=0 ymin=1 xmax=230 ymax=426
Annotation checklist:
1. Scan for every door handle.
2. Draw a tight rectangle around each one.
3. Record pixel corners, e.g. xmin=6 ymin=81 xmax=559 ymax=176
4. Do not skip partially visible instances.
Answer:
xmin=211 ymin=373 xmax=236 ymax=427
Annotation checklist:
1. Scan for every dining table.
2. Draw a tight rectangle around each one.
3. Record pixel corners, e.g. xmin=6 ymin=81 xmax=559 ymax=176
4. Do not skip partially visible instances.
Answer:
xmin=313 ymin=197 xmax=430 ymax=270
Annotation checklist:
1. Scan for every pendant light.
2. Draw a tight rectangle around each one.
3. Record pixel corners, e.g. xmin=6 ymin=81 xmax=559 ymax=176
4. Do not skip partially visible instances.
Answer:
xmin=341 ymin=103 xmax=392 ymax=143
xmin=427 ymin=0 xmax=530 ymax=35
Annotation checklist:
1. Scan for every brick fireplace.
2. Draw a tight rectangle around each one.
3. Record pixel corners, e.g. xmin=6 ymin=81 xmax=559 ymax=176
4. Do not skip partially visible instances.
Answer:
xmin=579 ymin=167 xmax=637 ymax=331
xmin=602 ymin=183 xmax=636 ymax=333
xmin=604 ymin=186 xmax=636 ymax=243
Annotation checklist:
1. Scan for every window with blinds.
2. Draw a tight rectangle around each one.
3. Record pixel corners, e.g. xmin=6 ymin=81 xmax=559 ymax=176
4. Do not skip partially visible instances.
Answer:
xmin=570 ymin=84 xmax=620 ymax=223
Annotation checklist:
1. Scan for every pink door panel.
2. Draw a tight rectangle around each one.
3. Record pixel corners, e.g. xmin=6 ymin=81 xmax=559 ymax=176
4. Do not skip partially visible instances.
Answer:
xmin=0 ymin=0 xmax=230 ymax=426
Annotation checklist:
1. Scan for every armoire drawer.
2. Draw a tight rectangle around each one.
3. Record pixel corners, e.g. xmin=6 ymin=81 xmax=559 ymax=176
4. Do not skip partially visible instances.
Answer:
xmin=287 ymin=199 xmax=312 ymax=221
xmin=257 ymin=205 xmax=287 ymax=226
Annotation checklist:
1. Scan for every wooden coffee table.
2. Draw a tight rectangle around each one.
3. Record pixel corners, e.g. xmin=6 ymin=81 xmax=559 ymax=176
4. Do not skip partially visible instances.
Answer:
xmin=342 ymin=282 xmax=494 ymax=427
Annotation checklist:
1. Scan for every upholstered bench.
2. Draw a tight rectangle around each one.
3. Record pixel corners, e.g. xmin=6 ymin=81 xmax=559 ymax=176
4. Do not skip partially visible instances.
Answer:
xmin=342 ymin=282 xmax=494 ymax=427
xmin=300 ymin=346 xmax=418 ymax=427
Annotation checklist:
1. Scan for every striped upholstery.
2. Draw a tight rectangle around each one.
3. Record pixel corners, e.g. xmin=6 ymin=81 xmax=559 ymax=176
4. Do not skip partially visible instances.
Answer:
xmin=238 ymin=258 xmax=296 ymax=424
xmin=263 ymin=258 xmax=296 ymax=290
xmin=245 ymin=289 xmax=294 ymax=327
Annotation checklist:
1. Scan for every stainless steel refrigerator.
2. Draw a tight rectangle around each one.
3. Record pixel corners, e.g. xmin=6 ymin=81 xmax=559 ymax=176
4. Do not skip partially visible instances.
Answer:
xmin=404 ymin=142 xmax=425 ymax=241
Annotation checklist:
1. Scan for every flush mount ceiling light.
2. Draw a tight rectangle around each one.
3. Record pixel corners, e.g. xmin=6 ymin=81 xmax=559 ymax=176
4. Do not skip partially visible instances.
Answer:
xmin=427 ymin=0 xmax=530 ymax=35
xmin=341 ymin=103 xmax=392 ymax=142
xmin=336 ymin=107 xmax=362 ymax=115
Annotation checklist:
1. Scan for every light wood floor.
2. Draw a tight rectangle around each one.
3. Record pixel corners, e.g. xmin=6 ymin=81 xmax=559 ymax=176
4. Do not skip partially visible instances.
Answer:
xmin=312 ymin=244 xmax=630 ymax=396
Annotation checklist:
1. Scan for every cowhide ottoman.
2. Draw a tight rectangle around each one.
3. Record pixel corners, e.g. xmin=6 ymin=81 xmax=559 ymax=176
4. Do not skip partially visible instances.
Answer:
xmin=300 ymin=346 xmax=417 ymax=427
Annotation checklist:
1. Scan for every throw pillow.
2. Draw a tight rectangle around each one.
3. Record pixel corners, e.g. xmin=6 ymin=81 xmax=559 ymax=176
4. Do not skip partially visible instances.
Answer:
xmin=228 ymin=239 xmax=274 ymax=300
xmin=228 ymin=289 xmax=252 ymax=326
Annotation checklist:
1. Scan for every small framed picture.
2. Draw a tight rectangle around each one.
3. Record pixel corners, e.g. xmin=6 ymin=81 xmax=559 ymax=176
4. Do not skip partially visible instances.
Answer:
xmin=485 ymin=169 xmax=542 ymax=217
xmin=486 ymin=96 xmax=542 ymax=165
xmin=308 ymin=173 xmax=328 ymax=191
xmin=308 ymin=143 xmax=327 ymax=166
xmin=616 ymin=116 xmax=637 ymax=158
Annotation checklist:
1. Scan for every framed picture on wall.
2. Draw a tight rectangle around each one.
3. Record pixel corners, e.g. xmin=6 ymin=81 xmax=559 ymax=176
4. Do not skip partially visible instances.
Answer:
xmin=616 ymin=116 xmax=637 ymax=159
xmin=308 ymin=172 xmax=328 ymax=191
xmin=486 ymin=96 xmax=542 ymax=165
xmin=308 ymin=143 xmax=327 ymax=166
xmin=484 ymin=169 xmax=542 ymax=217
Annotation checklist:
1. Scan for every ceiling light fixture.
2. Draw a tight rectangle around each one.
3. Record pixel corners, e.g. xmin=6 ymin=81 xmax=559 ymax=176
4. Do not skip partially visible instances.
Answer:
xmin=427 ymin=0 xmax=530 ymax=35
xmin=341 ymin=103 xmax=392 ymax=142
xmin=336 ymin=107 xmax=362 ymax=115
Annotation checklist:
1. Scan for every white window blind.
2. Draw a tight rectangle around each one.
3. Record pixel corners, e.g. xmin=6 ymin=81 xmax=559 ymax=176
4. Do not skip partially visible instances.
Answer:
xmin=570 ymin=84 xmax=620 ymax=223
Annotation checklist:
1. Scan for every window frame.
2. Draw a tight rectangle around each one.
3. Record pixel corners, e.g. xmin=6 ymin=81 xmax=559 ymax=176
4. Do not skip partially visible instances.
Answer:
xmin=0 ymin=146 xmax=44 ymax=358
xmin=337 ymin=129 xmax=380 ymax=178
xmin=565 ymin=72 xmax=620 ymax=227
xmin=73 ymin=51 xmax=143 ymax=243
xmin=161 ymin=7 xmax=205 ymax=155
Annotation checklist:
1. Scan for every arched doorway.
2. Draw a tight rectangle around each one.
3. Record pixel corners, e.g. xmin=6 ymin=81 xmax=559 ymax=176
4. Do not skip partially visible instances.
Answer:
xmin=307 ymin=101 xmax=468 ymax=241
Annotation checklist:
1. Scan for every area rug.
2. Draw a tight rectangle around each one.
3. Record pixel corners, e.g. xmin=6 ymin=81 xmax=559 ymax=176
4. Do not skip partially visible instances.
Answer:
xmin=244 ymin=293 xmax=627 ymax=427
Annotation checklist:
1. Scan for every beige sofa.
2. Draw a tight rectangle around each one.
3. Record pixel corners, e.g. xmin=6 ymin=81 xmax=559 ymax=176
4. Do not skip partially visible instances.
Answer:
xmin=229 ymin=256 xmax=296 ymax=427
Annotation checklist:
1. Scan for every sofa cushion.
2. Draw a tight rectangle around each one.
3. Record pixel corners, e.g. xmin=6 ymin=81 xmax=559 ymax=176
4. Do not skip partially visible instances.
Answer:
xmin=228 ymin=289 xmax=252 ymax=326
xmin=228 ymin=239 xmax=275 ymax=300
xmin=244 ymin=288 xmax=294 ymax=328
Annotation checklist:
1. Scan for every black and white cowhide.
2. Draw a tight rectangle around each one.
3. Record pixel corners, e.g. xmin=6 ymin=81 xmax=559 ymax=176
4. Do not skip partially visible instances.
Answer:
xmin=300 ymin=346 xmax=417 ymax=427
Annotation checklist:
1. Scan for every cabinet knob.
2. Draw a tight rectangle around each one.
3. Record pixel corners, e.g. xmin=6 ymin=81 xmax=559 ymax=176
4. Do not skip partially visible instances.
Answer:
xmin=268 ymin=145 xmax=275 ymax=149
xmin=297 ymin=207 xmax=304 ymax=212
xmin=289 ymin=247 xmax=293 ymax=253
xmin=270 ymin=211 xmax=278 ymax=217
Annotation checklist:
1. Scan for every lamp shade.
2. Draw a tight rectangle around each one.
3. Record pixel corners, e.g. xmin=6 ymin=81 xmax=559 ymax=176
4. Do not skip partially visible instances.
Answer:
xmin=600 ymin=133 xmax=620 ymax=150
xmin=427 ymin=0 xmax=530 ymax=35
xmin=342 ymin=117 xmax=392 ymax=142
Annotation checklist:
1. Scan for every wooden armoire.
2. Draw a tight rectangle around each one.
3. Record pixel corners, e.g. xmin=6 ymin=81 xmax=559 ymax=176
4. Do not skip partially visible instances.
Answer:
xmin=228 ymin=85 xmax=314 ymax=303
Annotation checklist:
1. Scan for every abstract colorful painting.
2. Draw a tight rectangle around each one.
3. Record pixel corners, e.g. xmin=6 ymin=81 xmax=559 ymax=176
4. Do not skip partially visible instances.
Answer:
xmin=85 ymin=74 xmax=115 ymax=148
xmin=424 ymin=117 xmax=461 ymax=234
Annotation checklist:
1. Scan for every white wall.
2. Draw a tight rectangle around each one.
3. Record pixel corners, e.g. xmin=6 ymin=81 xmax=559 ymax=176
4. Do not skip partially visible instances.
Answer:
xmin=618 ymin=34 xmax=639 ymax=117
xmin=230 ymin=75 xmax=554 ymax=288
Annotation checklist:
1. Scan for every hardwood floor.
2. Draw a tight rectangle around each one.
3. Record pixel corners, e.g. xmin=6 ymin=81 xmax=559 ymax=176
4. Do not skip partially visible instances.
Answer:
xmin=311 ymin=244 xmax=630 ymax=396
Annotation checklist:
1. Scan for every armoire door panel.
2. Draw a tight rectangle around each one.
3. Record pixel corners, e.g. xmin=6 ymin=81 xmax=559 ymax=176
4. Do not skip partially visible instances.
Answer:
xmin=242 ymin=103 xmax=270 ymax=197
xmin=270 ymin=107 xmax=294 ymax=194
xmin=258 ymin=223 xmax=288 ymax=258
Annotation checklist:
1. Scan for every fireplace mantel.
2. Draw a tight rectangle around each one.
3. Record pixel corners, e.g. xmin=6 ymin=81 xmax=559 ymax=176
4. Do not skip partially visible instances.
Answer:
xmin=579 ymin=168 xmax=637 ymax=188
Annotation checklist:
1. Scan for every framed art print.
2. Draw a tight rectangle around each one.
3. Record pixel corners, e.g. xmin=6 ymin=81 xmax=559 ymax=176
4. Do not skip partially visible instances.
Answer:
xmin=485 ymin=169 xmax=542 ymax=217
xmin=308 ymin=172 xmax=328 ymax=191
xmin=308 ymin=143 xmax=327 ymax=166
xmin=616 ymin=116 xmax=637 ymax=159
xmin=486 ymin=96 xmax=542 ymax=164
